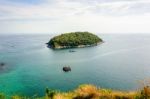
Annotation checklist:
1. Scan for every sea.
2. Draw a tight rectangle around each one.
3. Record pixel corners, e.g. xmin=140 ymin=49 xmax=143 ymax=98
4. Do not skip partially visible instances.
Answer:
xmin=0 ymin=34 xmax=150 ymax=97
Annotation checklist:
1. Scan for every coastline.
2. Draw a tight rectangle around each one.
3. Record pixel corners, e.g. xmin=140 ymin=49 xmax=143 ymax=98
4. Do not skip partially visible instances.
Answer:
xmin=3 ymin=84 xmax=147 ymax=99
xmin=47 ymin=41 xmax=104 ymax=49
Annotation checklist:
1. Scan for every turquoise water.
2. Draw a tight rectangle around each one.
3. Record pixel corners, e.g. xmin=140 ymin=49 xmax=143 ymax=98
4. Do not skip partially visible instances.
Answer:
xmin=0 ymin=34 xmax=150 ymax=97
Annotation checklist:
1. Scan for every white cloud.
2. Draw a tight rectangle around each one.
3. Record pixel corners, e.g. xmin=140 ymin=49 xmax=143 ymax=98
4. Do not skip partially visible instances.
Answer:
xmin=0 ymin=0 xmax=150 ymax=34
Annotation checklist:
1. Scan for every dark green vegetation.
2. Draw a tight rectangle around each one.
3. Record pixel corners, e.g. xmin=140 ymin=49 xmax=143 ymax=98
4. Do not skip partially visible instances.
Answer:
xmin=47 ymin=32 xmax=103 ymax=49
xmin=1 ymin=84 xmax=150 ymax=99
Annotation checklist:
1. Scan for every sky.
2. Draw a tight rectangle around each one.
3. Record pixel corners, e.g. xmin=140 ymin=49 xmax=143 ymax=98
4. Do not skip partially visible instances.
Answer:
xmin=0 ymin=0 xmax=150 ymax=34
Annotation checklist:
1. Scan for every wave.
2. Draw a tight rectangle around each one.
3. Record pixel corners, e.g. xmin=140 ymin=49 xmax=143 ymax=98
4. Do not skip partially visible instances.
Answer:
xmin=64 ymin=46 xmax=149 ymax=63
xmin=87 ymin=46 xmax=149 ymax=61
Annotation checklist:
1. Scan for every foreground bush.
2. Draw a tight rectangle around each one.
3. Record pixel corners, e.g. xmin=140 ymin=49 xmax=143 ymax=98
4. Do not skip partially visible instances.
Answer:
xmin=1 ymin=84 xmax=150 ymax=99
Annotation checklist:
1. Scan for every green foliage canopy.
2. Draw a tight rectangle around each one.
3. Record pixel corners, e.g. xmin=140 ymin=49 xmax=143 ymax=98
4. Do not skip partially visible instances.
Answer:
xmin=48 ymin=32 xmax=103 ymax=49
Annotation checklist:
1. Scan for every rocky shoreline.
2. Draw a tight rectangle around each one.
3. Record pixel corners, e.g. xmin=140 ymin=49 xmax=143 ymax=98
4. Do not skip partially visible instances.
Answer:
xmin=48 ymin=42 xmax=103 ymax=49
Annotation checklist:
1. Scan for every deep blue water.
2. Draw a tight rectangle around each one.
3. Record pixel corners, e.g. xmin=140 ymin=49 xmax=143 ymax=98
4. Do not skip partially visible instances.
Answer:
xmin=0 ymin=34 xmax=150 ymax=97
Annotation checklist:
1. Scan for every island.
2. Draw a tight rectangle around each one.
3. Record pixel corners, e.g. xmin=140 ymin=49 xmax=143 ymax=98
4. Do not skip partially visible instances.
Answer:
xmin=47 ymin=32 xmax=103 ymax=49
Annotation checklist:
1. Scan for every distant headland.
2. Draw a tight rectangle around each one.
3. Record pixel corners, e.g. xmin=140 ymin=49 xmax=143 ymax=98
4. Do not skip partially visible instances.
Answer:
xmin=47 ymin=32 xmax=103 ymax=49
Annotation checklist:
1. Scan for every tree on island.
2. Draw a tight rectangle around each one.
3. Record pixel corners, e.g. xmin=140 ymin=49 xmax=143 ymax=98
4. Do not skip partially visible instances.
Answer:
xmin=47 ymin=32 xmax=103 ymax=49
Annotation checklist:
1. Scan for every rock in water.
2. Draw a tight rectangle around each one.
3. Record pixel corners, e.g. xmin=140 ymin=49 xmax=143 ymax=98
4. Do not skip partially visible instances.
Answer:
xmin=0 ymin=62 xmax=5 ymax=66
xmin=63 ymin=66 xmax=71 ymax=72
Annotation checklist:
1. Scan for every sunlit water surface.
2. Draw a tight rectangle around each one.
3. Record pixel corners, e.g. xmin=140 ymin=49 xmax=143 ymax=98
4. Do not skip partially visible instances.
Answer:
xmin=0 ymin=34 xmax=150 ymax=96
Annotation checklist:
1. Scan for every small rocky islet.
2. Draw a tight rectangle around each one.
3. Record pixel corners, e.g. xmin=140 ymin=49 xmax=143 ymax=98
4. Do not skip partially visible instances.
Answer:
xmin=47 ymin=32 xmax=103 ymax=49
xmin=0 ymin=62 xmax=5 ymax=66
xmin=0 ymin=62 xmax=6 ymax=71
xmin=62 ymin=66 xmax=71 ymax=72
